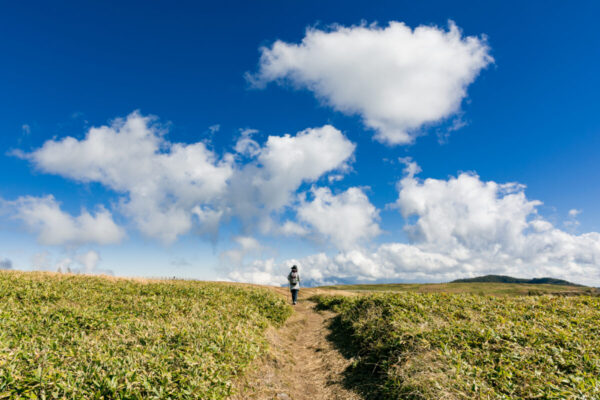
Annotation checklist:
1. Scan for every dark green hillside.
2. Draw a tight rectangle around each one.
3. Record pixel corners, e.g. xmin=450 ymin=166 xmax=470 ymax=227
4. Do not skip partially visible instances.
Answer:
xmin=451 ymin=274 xmax=582 ymax=286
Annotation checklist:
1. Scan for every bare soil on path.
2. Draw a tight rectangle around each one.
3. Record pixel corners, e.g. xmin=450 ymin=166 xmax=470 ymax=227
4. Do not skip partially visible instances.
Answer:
xmin=232 ymin=289 xmax=361 ymax=400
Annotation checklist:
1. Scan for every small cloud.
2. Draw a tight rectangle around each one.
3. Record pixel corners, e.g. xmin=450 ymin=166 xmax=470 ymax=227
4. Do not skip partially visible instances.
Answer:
xmin=209 ymin=124 xmax=221 ymax=134
xmin=280 ymin=221 xmax=309 ymax=236
xmin=0 ymin=258 xmax=13 ymax=270
xmin=33 ymin=250 xmax=113 ymax=275
xmin=563 ymin=220 xmax=580 ymax=228
xmin=530 ymin=219 xmax=553 ymax=232
xmin=564 ymin=209 xmax=582 ymax=230
xmin=398 ymin=157 xmax=422 ymax=179
xmin=437 ymin=116 xmax=467 ymax=144
xmin=76 ymin=250 xmax=101 ymax=274
xmin=328 ymin=174 xmax=344 ymax=183
xmin=22 ymin=124 xmax=31 ymax=135
xmin=234 ymin=128 xmax=261 ymax=157
xmin=6 ymin=148 xmax=28 ymax=159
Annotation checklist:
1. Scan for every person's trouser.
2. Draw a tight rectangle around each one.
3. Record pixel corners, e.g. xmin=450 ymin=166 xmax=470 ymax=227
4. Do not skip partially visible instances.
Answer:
xmin=291 ymin=289 xmax=299 ymax=303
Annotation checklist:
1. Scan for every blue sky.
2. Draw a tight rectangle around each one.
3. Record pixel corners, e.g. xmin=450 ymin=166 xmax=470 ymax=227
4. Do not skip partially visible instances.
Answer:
xmin=1 ymin=1 xmax=599 ymax=285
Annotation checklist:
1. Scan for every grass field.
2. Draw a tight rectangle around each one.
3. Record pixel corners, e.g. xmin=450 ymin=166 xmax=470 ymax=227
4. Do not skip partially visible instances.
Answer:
xmin=319 ymin=282 xmax=598 ymax=296
xmin=4 ymin=270 xmax=599 ymax=400
xmin=0 ymin=271 xmax=292 ymax=399
xmin=313 ymin=292 xmax=600 ymax=399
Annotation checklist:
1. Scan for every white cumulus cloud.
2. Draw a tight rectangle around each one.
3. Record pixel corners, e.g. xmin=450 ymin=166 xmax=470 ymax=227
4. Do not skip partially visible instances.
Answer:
xmin=297 ymin=186 xmax=381 ymax=250
xmin=24 ymin=112 xmax=234 ymax=243
xmin=12 ymin=195 xmax=125 ymax=246
xmin=394 ymin=164 xmax=600 ymax=283
xmin=396 ymin=163 xmax=540 ymax=256
xmin=234 ymin=128 xmax=261 ymax=157
xmin=227 ymin=124 xmax=355 ymax=231
xmin=249 ymin=21 xmax=492 ymax=144
xmin=21 ymin=113 xmax=355 ymax=244
xmin=230 ymin=162 xmax=600 ymax=286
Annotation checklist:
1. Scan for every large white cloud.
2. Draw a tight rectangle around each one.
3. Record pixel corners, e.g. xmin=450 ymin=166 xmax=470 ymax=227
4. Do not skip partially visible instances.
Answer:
xmin=12 ymin=195 xmax=125 ymax=246
xmin=396 ymin=161 xmax=541 ymax=256
xmin=395 ymin=164 xmax=600 ymax=284
xmin=25 ymin=112 xmax=234 ymax=243
xmin=296 ymin=186 xmax=381 ymax=250
xmin=21 ymin=112 xmax=355 ymax=243
xmin=228 ymin=124 xmax=355 ymax=231
xmin=230 ymin=161 xmax=600 ymax=286
xmin=249 ymin=21 xmax=493 ymax=144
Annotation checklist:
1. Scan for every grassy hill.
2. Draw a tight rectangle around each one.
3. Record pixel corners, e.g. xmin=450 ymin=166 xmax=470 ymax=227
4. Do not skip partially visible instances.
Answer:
xmin=451 ymin=274 xmax=582 ymax=286
xmin=313 ymin=292 xmax=600 ymax=399
xmin=4 ymin=270 xmax=599 ymax=399
xmin=319 ymin=281 xmax=597 ymax=296
xmin=0 ymin=270 xmax=291 ymax=399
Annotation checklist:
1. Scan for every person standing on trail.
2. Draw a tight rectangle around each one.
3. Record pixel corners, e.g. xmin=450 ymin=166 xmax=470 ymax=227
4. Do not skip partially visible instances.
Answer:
xmin=287 ymin=265 xmax=300 ymax=305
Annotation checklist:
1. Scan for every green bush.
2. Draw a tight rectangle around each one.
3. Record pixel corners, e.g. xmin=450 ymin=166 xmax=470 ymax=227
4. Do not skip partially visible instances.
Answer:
xmin=314 ymin=292 xmax=600 ymax=399
xmin=0 ymin=271 xmax=292 ymax=399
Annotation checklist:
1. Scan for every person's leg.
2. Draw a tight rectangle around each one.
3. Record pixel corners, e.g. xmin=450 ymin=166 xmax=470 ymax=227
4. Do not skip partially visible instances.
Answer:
xmin=292 ymin=289 xmax=298 ymax=304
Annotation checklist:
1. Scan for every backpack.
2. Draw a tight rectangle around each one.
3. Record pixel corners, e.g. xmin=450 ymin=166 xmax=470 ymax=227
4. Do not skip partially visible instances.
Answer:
xmin=289 ymin=272 xmax=299 ymax=285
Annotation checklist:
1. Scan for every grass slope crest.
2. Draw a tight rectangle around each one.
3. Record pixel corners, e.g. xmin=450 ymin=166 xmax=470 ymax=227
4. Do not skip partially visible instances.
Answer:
xmin=312 ymin=292 xmax=600 ymax=399
xmin=0 ymin=270 xmax=292 ymax=399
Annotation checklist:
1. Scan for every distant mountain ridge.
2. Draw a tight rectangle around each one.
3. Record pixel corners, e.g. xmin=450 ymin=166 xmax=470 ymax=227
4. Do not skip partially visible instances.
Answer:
xmin=451 ymin=275 xmax=583 ymax=286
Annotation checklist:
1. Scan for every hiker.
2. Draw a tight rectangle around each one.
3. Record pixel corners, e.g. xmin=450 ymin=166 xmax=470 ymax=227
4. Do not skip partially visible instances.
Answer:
xmin=287 ymin=265 xmax=300 ymax=305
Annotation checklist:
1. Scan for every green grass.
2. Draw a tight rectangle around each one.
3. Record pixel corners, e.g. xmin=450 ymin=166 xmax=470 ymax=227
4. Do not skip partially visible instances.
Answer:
xmin=313 ymin=292 xmax=600 ymax=399
xmin=319 ymin=282 xmax=598 ymax=296
xmin=0 ymin=270 xmax=292 ymax=399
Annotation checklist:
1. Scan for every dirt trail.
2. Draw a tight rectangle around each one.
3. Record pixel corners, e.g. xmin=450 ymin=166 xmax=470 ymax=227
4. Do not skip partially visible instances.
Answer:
xmin=232 ymin=289 xmax=361 ymax=400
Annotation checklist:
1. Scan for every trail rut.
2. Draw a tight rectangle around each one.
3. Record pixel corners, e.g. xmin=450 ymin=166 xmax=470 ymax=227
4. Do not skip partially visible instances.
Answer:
xmin=232 ymin=290 xmax=361 ymax=400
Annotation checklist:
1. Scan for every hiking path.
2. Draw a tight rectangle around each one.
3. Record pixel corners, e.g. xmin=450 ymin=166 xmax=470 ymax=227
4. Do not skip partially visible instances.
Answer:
xmin=233 ymin=288 xmax=361 ymax=400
